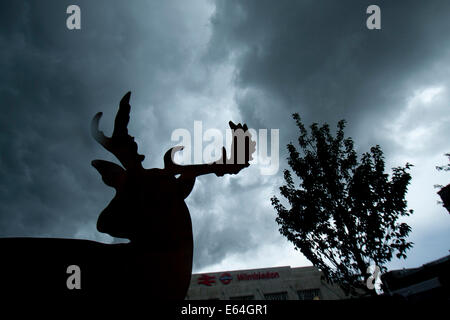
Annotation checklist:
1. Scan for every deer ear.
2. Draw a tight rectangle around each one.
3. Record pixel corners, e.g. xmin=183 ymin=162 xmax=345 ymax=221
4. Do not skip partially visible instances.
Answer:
xmin=92 ymin=160 xmax=126 ymax=188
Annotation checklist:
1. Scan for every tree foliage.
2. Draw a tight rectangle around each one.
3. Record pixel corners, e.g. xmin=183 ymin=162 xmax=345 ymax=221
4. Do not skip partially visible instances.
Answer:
xmin=271 ymin=114 xmax=414 ymax=294
xmin=435 ymin=153 xmax=450 ymax=211
xmin=434 ymin=153 xmax=450 ymax=190
xmin=435 ymin=153 xmax=450 ymax=172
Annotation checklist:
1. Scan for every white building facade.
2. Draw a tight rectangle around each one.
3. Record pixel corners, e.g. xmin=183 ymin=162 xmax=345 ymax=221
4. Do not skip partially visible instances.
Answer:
xmin=187 ymin=266 xmax=347 ymax=300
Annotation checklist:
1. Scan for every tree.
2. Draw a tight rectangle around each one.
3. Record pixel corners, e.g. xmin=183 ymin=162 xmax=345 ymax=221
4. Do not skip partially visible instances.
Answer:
xmin=271 ymin=114 xmax=414 ymax=295
xmin=435 ymin=153 xmax=450 ymax=213
xmin=435 ymin=153 xmax=450 ymax=173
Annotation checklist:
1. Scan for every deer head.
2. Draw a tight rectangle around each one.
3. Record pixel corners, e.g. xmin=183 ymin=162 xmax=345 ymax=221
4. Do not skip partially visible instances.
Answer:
xmin=91 ymin=92 xmax=256 ymax=243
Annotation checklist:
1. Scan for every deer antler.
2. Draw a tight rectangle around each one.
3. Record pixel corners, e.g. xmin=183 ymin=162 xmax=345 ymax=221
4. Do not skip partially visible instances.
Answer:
xmin=91 ymin=92 xmax=145 ymax=171
xmin=164 ymin=121 xmax=256 ymax=177
xmin=213 ymin=121 xmax=256 ymax=176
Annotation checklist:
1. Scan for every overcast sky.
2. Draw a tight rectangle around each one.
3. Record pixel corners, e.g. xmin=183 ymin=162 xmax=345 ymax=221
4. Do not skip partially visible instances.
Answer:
xmin=0 ymin=0 xmax=449 ymax=274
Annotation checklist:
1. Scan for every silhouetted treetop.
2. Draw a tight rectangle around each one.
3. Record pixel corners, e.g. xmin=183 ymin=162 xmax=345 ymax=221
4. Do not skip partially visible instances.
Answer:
xmin=272 ymin=113 xmax=414 ymax=295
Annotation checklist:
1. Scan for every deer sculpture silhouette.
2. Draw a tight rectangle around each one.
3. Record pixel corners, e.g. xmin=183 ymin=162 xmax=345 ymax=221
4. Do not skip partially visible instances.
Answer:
xmin=0 ymin=92 xmax=255 ymax=299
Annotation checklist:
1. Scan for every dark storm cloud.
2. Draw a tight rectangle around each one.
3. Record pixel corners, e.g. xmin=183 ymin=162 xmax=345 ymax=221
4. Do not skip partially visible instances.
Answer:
xmin=0 ymin=0 xmax=273 ymax=272
xmin=205 ymin=0 xmax=450 ymax=268
xmin=206 ymin=0 xmax=450 ymax=147
xmin=0 ymin=0 xmax=213 ymax=239
xmin=1 ymin=0 xmax=448 ymax=274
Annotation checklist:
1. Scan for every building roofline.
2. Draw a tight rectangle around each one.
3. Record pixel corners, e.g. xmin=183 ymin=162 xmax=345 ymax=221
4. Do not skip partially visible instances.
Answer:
xmin=385 ymin=253 xmax=450 ymax=275
xmin=192 ymin=265 xmax=316 ymax=275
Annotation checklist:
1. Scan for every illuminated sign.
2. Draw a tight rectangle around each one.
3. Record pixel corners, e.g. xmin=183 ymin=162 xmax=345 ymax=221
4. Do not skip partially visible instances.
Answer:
xmin=219 ymin=272 xmax=233 ymax=285
xmin=197 ymin=270 xmax=280 ymax=286
xmin=237 ymin=271 xmax=280 ymax=281
xmin=197 ymin=274 xmax=216 ymax=286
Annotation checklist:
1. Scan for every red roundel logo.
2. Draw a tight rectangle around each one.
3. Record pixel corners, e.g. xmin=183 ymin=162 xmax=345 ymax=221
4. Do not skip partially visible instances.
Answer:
xmin=219 ymin=272 xmax=233 ymax=285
